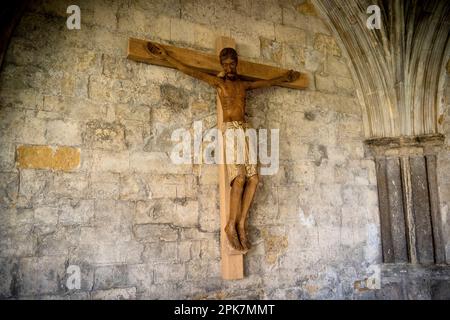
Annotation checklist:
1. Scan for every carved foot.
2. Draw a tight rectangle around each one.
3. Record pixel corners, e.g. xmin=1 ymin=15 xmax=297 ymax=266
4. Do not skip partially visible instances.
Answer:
xmin=225 ymin=224 xmax=243 ymax=251
xmin=238 ymin=225 xmax=251 ymax=251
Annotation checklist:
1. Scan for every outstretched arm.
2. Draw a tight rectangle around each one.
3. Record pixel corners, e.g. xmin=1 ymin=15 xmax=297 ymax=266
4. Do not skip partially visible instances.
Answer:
xmin=244 ymin=70 xmax=300 ymax=90
xmin=147 ymin=42 xmax=222 ymax=87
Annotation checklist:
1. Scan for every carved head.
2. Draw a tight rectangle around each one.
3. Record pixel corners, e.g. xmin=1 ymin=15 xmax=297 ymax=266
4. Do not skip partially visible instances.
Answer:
xmin=219 ymin=47 xmax=238 ymax=80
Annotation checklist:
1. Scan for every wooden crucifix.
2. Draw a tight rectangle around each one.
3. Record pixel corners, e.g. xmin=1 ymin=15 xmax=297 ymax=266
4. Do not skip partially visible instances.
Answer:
xmin=127 ymin=36 xmax=308 ymax=280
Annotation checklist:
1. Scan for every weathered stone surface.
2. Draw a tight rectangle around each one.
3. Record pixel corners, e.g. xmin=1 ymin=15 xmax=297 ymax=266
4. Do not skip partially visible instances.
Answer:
xmin=93 ymin=265 xmax=129 ymax=290
xmin=83 ymin=120 xmax=127 ymax=151
xmin=18 ymin=256 xmax=66 ymax=296
xmin=314 ymin=33 xmax=341 ymax=57
xmin=0 ymin=257 xmax=19 ymax=298
xmin=1 ymin=0 xmax=448 ymax=301
xmin=133 ymin=224 xmax=179 ymax=242
xmin=260 ymin=37 xmax=283 ymax=65
xmin=154 ymin=263 xmax=186 ymax=283
xmin=16 ymin=145 xmax=80 ymax=171
xmin=142 ymin=241 xmax=178 ymax=263
xmin=46 ymin=120 xmax=82 ymax=146
xmin=297 ymin=0 xmax=318 ymax=16
xmin=91 ymin=287 xmax=136 ymax=300
xmin=0 ymin=172 xmax=19 ymax=208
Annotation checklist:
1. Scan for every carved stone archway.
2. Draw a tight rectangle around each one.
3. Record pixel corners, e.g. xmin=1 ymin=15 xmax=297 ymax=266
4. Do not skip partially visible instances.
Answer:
xmin=312 ymin=0 xmax=450 ymax=265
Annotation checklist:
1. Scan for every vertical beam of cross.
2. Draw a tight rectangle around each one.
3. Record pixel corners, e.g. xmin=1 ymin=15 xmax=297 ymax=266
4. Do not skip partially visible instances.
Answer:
xmin=215 ymin=36 xmax=244 ymax=280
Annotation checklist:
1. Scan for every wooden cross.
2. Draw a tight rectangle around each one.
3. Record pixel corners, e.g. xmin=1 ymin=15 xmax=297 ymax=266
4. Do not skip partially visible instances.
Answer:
xmin=127 ymin=36 xmax=308 ymax=280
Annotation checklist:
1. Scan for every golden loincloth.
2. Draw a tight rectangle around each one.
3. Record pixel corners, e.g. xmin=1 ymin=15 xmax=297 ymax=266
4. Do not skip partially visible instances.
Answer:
xmin=221 ymin=121 xmax=258 ymax=185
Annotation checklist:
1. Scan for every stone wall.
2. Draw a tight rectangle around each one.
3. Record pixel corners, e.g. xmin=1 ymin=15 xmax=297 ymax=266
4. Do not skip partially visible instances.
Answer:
xmin=0 ymin=0 xmax=402 ymax=299
xmin=438 ymin=63 xmax=450 ymax=263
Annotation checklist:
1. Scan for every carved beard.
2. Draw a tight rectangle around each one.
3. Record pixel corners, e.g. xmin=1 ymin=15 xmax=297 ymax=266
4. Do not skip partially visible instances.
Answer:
xmin=225 ymin=73 xmax=237 ymax=80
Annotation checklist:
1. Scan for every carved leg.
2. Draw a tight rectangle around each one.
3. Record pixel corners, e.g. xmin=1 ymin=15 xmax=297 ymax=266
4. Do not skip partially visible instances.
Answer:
xmin=226 ymin=174 xmax=246 ymax=251
xmin=238 ymin=174 xmax=259 ymax=250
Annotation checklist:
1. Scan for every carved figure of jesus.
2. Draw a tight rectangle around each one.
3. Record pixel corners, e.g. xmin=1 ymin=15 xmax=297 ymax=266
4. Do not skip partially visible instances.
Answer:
xmin=147 ymin=42 xmax=300 ymax=252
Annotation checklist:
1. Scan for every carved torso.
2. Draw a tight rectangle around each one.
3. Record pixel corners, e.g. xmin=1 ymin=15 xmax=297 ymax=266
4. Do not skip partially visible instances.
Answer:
xmin=217 ymin=79 xmax=247 ymax=122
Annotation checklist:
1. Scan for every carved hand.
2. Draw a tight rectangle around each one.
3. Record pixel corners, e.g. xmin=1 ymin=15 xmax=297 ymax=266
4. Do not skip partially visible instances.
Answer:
xmin=285 ymin=70 xmax=300 ymax=82
xmin=147 ymin=42 xmax=168 ymax=58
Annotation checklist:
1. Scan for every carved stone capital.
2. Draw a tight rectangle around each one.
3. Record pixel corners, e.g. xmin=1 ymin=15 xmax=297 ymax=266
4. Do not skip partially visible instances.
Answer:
xmin=365 ymin=134 xmax=445 ymax=158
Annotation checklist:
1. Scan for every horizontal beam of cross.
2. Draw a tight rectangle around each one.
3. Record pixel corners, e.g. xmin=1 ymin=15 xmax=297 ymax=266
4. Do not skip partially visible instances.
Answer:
xmin=127 ymin=38 xmax=308 ymax=90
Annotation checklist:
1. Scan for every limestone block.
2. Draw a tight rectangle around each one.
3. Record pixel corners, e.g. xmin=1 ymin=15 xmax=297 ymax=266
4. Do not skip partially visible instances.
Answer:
xmin=289 ymin=161 xmax=315 ymax=184
xmin=117 ymin=1 xmax=174 ymax=35
xmin=130 ymin=152 xmax=192 ymax=174
xmin=0 ymin=172 xmax=18 ymax=208
xmin=43 ymin=96 xmax=107 ymax=121
xmin=232 ymin=12 xmax=275 ymax=39
xmin=133 ymin=224 xmax=179 ymax=242
xmin=18 ymin=169 xmax=52 ymax=205
xmin=135 ymin=199 xmax=175 ymax=224
xmin=0 ymin=207 xmax=33 ymax=230
xmin=121 ymin=120 xmax=145 ymax=152
xmin=58 ymin=199 xmax=95 ymax=226
xmin=33 ymin=206 xmax=58 ymax=234
xmin=76 ymin=227 xmax=144 ymax=264
xmin=198 ymin=185 xmax=220 ymax=232
xmin=0 ymin=143 xmax=15 ymax=171
xmin=199 ymin=237 xmax=220 ymax=260
xmin=314 ymin=160 xmax=335 ymax=184
xmin=18 ymin=256 xmax=66 ymax=296
xmin=231 ymin=29 xmax=261 ymax=59
xmin=154 ymin=263 xmax=185 ymax=284
xmin=334 ymin=76 xmax=355 ymax=95
xmin=275 ymin=25 xmax=307 ymax=47
xmin=92 ymin=150 xmax=129 ymax=173
xmin=0 ymin=257 xmax=18 ymax=298
xmin=89 ymin=172 xmax=120 ymax=200
xmin=102 ymin=55 xmax=136 ymax=81
xmin=49 ymin=172 xmax=89 ymax=199
xmin=337 ymin=117 xmax=363 ymax=142
xmin=327 ymin=56 xmax=351 ymax=78
xmin=93 ymin=265 xmax=129 ymax=290
xmin=0 ymin=224 xmax=36 ymax=258
xmin=0 ymin=87 xmax=43 ymax=111
xmin=174 ymin=199 xmax=199 ymax=227
xmin=127 ymin=263 xmax=154 ymax=293
xmin=37 ymin=226 xmax=81 ymax=256
xmin=120 ymin=174 xmax=150 ymax=201
xmin=16 ymin=145 xmax=80 ymax=171
xmin=16 ymin=117 xmax=47 ymax=145
xmin=83 ymin=120 xmax=127 ymax=151
xmin=304 ymin=48 xmax=324 ymax=72
xmin=186 ymin=260 xmax=220 ymax=280
xmin=88 ymin=76 xmax=129 ymax=104
xmin=281 ymin=6 xmax=310 ymax=31
xmin=92 ymin=200 xmax=134 ymax=240
xmin=297 ymin=0 xmax=318 ymax=16
xmin=314 ymin=33 xmax=341 ymax=57
xmin=283 ymin=43 xmax=305 ymax=69
xmin=178 ymin=241 xmax=193 ymax=262
xmin=199 ymin=165 xmax=219 ymax=185
xmin=179 ymin=227 xmax=216 ymax=241
xmin=261 ymin=228 xmax=289 ymax=265
xmin=307 ymin=144 xmax=329 ymax=166
xmin=260 ymin=37 xmax=283 ymax=65
xmin=115 ymin=104 xmax=151 ymax=123
xmin=46 ymin=120 xmax=82 ymax=146
xmin=142 ymin=242 xmax=178 ymax=263
xmin=135 ymin=198 xmax=198 ymax=228
xmin=91 ymin=287 xmax=136 ymax=300
xmin=251 ymin=0 xmax=283 ymax=24
xmin=315 ymin=74 xmax=336 ymax=93
xmin=176 ymin=175 xmax=199 ymax=199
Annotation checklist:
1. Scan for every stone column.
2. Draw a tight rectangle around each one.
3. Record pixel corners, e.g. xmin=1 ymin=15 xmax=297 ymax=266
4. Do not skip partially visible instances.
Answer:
xmin=366 ymin=134 xmax=446 ymax=265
